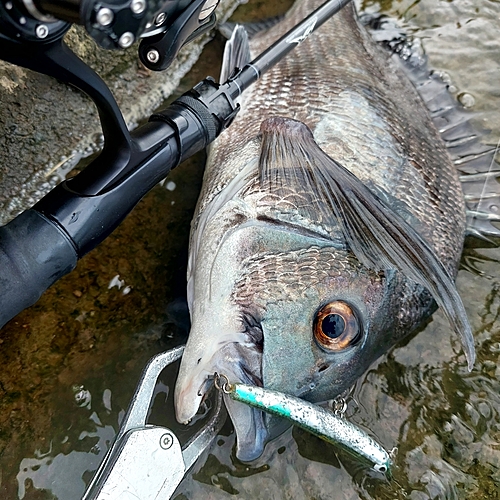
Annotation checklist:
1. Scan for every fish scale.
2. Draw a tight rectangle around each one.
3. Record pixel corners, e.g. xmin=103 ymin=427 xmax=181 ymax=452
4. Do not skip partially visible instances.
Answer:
xmin=175 ymin=0 xmax=471 ymax=462
xmin=231 ymin=247 xmax=372 ymax=307
xmin=200 ymin=5 xmax=464 ymax=270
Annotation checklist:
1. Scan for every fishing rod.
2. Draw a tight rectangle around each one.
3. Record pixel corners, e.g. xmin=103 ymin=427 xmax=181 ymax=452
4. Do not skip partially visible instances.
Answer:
xmin=230 ymin=0 xmax=352 ymax=96
xmin=0 ymin=0 xmax=352 ymax=329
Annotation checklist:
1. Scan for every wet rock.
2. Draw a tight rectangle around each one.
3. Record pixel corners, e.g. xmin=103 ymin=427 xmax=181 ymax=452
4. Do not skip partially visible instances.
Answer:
xmin=457 ymin=92 xmax=475 ymax=108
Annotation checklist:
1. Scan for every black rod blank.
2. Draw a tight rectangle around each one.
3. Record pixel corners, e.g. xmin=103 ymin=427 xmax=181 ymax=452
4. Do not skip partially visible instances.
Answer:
xmin=227 ymin=0 xmax=353 ymax=98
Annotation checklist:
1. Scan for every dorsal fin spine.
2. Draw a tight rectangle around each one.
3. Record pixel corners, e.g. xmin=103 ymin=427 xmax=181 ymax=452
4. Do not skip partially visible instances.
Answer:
xmin=220 ymin=25 xmax=251 ymax=84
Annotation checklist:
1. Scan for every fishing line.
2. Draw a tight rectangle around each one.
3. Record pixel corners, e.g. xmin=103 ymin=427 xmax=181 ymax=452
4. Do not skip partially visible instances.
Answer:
xmin=470 ymin=134 xmax=500 ymax=233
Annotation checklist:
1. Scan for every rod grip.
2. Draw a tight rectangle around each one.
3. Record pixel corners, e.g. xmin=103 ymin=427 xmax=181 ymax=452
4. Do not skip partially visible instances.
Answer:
xmin=0 ymin=210 xmax=77 ymax=329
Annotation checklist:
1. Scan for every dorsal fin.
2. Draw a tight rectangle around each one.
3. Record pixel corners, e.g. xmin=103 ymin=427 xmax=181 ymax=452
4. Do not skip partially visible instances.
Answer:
xmin=220 ymin=25 xmax=251 ymax=83
xmin=258 ymin=116 xmax=476 ymax=370
xmin=402 ymin=64 xmax=500 ymax=241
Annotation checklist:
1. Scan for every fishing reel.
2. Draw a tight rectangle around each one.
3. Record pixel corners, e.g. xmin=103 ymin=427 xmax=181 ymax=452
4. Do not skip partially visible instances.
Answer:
xmin=0 ymin=0 xmax=223 ymax=175
xmin=0 ymin=0 xmax=219 ymax=59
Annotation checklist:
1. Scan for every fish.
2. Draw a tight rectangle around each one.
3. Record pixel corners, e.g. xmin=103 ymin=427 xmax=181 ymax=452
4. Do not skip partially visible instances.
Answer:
xmin=174 ymin=0 xmax=475 ymax=462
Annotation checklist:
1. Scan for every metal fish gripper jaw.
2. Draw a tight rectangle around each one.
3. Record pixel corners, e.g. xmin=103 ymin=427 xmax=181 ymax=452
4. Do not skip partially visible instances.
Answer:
xmin=82 ymin=345 xmax=225 ymax=500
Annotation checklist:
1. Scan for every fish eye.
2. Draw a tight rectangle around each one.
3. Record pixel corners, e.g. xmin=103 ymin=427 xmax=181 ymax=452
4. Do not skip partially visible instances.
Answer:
xmin=313 ymin=301 xmax=360 ymax=351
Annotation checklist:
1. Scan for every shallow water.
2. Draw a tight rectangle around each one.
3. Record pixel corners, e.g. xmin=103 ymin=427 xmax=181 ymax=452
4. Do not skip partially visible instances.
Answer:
xmin=1 ymin=0 xmax=500 ymax=499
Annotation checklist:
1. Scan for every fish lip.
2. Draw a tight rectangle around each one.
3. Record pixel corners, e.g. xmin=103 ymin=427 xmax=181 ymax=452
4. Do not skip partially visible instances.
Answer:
xmin=174 ymin=371 xmax=211 ymax=424
xmin=175 ymin=370 xmax=269 ymax=461
xmin=175 ymin=332 xmax=266 ymax=460
xmin=224 ymin=394 xmax=268 ymax=462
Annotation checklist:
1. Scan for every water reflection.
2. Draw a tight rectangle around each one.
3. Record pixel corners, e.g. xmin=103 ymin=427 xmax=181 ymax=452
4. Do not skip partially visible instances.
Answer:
xmin=16 ymin=417 xmax=114 ymax=500
xmin=1 ymin=0 xmax=500 ymax=498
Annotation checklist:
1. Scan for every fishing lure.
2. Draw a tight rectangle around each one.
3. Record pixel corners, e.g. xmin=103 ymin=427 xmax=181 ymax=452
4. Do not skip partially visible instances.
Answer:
xmin=214 ymin=373 xmax=392 ymax=477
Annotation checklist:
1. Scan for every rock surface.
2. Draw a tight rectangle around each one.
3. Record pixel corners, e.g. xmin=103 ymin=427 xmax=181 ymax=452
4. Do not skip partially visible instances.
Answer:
xmin=0 ymin=0 xmax=241 ymax=224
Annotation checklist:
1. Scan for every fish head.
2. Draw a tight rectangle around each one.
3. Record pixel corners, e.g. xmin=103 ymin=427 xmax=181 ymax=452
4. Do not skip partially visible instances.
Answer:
xmin=174 ymin=219 xmax=424 ymax=462
xmin=258 ymin=249 xmax=403 ymax=404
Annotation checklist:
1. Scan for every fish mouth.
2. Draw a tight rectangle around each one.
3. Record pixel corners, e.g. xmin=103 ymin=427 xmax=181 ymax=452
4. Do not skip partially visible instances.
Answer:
xmin=174 ymin=337 xmax=268 ymax=462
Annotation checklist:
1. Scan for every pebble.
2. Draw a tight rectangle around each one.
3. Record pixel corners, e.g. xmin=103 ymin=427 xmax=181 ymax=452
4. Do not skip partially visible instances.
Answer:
xmin=457 ymin=92 xmax=475 ymax=108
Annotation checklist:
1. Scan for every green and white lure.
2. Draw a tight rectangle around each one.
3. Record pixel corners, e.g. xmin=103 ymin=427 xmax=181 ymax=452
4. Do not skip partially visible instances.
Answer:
xmin=215 ymin=373 xmax=392 ymax=477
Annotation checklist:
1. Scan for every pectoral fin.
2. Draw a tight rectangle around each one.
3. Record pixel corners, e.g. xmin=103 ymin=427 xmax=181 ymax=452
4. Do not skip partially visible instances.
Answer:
xmin=258 ymin=116 xmax=475 ymax=370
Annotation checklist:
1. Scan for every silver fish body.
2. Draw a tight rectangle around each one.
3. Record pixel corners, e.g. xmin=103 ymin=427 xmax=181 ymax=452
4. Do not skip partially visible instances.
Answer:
xmin=175 ymin=0 xmax=469 ymax=461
